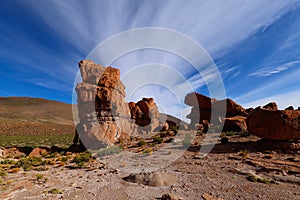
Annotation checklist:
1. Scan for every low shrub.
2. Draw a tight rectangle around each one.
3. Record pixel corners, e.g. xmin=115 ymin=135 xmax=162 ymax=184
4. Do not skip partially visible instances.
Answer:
xmin=45 ymin=188 xmax=63 ymax=194
xmin=152 ymin=136 xmax=163 ymax=144
xmin=170 ymin=126 xmax=178 ymax=134
xmin=138 ymin=139 xmax=146 ymax=147
xmin=142 ymin=148 xmax=152 ymax=154
xmin=0 ymin=160 xmax=15 ymax=165
xmin=240 ymin=131 xmax=250 ymax=137
xmin=96 ymin=146 xmax=123 ymax=158
xmin=0 ymin=171 xmax=7 ymax=176
xmin=71 ymin=152 xmax=92 ymax=168
xmin=220 ymin=137 xmax=229 ymax=144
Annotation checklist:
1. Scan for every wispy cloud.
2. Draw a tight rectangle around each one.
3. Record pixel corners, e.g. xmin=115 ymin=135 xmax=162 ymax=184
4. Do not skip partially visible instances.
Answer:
xmin=248 ymin=60 xmax=300 ymax=77
xmin=0 ymin=0 xmax=299 ymax=120
xmin=237 ymin=66 xmax=300 ymax=105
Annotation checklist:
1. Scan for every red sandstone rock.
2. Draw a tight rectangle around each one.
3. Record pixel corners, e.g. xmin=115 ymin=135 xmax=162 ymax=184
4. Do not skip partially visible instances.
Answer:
xmin=184 ymin=92 xmax=215 ymax=124
xmin=223 ymin=116 xmax=247 ymax=132
xmin=263 ymin=102 xmax=278 ymax=111
xmin=247 ymin=108 xmax=300 ymax=140
xmin=29 ymin=148 xmax=48 ymax=157
xmin=76 ymin=60 xmax=131 ymax=149
xmin=214 ymin=98 xmax=247 ymax=117
xmin=184 ymin=92 xmax=246 ymax=126
xmin=128 ymin=98 xmax=160 ymax=132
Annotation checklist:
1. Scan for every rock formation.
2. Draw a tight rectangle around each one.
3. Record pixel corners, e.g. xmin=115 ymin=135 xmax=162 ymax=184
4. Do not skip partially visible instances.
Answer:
xmin=184 ymin=92 xmax=247 ymax=132
xmin=184 ymin=92 xmax=216 ymax=124
xmin=75 ymin=60 xmax=165 ymax=148
xmin=128 ymin=98 xmax=160 ymax=132
xmin=214 ymin=98 xmax=247 ymax=118
xmin=75 ymin=60 xmax=131 ymax=149
xmin=247 ymin=107 xmax=300 ymax=140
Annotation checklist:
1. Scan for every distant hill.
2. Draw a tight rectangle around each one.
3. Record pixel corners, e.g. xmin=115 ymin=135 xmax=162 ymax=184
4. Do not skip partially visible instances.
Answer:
xmin=0 ymin=97 xmax=187 ymax=135
xmin=0 ymin=97 xmax=73 ymax=125
xmin=0 ymin=97 xmax=74 ymax=135
xmin=159 ymin=113 xmax=188 ymax=126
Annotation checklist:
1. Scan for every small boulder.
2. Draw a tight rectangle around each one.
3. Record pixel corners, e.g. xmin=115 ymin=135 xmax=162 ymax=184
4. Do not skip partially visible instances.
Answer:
xmin=161 ymin=193 xmax=183 ymax=200
xmin=123 ymin=171 xmax=178 ymax=187
xmin=29 ymin=148 xmax=48 ymax=157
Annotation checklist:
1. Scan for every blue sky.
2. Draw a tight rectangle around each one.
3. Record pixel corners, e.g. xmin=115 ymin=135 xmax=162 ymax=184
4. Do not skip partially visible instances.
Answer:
xmin=1 ymin=0 xmax=300 ymax=119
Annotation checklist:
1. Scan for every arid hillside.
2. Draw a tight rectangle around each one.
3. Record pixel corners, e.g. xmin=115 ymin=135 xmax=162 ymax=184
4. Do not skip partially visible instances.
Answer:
xmin=0 ymin=97 xmax=74 ymax=136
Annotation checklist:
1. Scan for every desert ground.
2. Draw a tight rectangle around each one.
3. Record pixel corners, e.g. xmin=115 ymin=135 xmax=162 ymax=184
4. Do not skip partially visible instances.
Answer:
xmin=0 ymin=130 xmax=299 ymax=200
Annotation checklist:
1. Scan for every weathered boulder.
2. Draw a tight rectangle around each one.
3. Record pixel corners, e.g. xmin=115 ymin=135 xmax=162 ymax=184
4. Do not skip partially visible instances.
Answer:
xmin=29 ymin=147 xmax=48 ymax=157
xmin=263 ymin=102 xmax=278 ymax=111
xmin=123 ymin=171 xmax=178 ymax=187
xmin=223 ymin=116 xmax=247 ymax=132
xmin=247 ymin=108 xmax=300 ymax=140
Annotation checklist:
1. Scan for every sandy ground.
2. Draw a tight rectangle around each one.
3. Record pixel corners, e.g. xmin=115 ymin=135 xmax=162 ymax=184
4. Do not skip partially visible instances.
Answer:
xmin=0 ymin=133 xmax=299 ymax=200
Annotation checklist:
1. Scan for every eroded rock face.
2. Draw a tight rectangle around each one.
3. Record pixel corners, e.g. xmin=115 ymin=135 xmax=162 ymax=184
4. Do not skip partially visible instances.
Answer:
xmin=184 ymin=92 xmax=246 ymax=129
xmin=184 ymin=92 xmax=215 ymax=124
xmin=214 ymin=98 xmax=247 ymax=118
xmin=247 ymin=108 xmax=300 ymax=140
xmin=128 ymin=98 xmax=160 ymax=132
xmin=76 ymin=60 xmax=131 ymax=149
xmin=223 ymin=116 xmax=247 ymax=132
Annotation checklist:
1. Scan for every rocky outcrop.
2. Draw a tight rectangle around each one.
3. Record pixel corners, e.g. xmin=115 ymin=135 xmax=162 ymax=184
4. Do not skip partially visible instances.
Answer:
xmin=263 ymin=102 xmax=278 ymax=111
xmin=128 ymin=98 xmax=160 ymax=132
xmin=214 ymin=98 xmax=247 ymax=118
xmin=184 ymin=92 xmax=247 ymax=131
xmin=185 ymin=92 xmax=216 ymax=124
xmin=285 ymin=106 xmax=294 ymax=110
xmin=75 ymin=60 xmax=131 ymax=149
xmin=223 ymin=116 xmax=247 ymax=132
xmin=247 ymin=108 xmax=300 ymax=140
